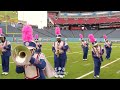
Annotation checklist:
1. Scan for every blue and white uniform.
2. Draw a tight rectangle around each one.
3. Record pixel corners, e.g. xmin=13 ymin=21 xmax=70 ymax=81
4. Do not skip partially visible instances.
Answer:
xmin=104 ymin=41 xmax=112 ymax=60
xmin=16 ymin=51 xmax=46 ymax=79
xmin=92 ymin=45 xmax=104 ymax=78
xmin=81 ymin=40 xmax=89 ymax=60
xmin=1 ymin=40 xmax=11 ymax=74
xmin=35 ymin=42 xmax=42 ymax=53
xmin=52 ymin=41 xmax=69 ymax=78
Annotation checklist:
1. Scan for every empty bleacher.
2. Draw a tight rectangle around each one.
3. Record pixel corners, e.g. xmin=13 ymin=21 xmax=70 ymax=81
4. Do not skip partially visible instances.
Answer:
xmin=48 ymin=12 xmax=120 ymax=25
xmin=85 ymin=18 xmax=97 ymax=24
xmin=61 ymin=30 xmax=74 ymax=38
xmin=107 ymin=29 xmax=120 ymax=38
xmin=94 ymin=29 xmax=115 ymax=38
xmin=1 ymin=25 xmax=120 ymax=38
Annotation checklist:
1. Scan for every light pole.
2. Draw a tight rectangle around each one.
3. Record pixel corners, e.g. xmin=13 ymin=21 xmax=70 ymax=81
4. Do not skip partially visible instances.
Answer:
xmin=82 ymin=26 xmax=84 ymax=38
xmin=5 ymin=11 xmax=8 ymax=34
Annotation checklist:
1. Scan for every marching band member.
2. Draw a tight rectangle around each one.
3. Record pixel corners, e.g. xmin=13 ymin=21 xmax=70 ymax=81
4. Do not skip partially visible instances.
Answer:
xmin=88 ymin=34 xmax=104 ymax=79
xmin=104 ymin=39 xmax=112 ymax=60
xmin=15 ymin=25 xmax=47 ymax=79
xmin=0 ymin=28 xmax=11 ymax=75
xmin=80 ymin=34 xmax=89 ymax=61
xmin=34 ymin=34 xmax=42 ymax=54
xmin=52 ymin=26 xmax=69 ymax=78
xmin=34 ymin=34 xmax=56 ymax=79
xmin=81 ymin=39 xmax=89 ymax=61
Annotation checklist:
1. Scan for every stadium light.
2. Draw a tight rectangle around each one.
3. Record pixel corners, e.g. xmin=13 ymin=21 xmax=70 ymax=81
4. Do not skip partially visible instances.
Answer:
xmin=4 ymin=11 xmax=8 ymax=34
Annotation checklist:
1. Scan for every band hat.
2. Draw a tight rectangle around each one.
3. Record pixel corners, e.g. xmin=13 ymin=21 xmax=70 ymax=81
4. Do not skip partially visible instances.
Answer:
xmin=24 ymin=41 xmax=36 ymax=49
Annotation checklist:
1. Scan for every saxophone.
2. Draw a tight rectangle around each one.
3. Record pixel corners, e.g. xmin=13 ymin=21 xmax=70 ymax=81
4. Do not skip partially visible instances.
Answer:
xmin=36 ymin=42 xmax=39 ymax=49
xmin=56 ymin=42 xmax=60 ymax=57
xmin=0 ymin=43 xmax=2 ymax=55
xmin=0 ymin=41 xmax=7 ymax=55
xmin=95 ymin=46 xmax=101 ymax=59
xmin=107 ymin=42 xmax=110 ymax=48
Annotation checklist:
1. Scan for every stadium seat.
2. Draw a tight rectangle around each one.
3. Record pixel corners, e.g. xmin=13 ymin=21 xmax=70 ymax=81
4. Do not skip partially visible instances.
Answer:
xmin=67 ymin=18 xmax=77 ymax=24
xmin=96 ymin=17 xmax=108 ymax=24
xmin=86 ymin=18 xmax=97 ymax=24
xmin=55 ymin=18 xmax=67 ymax=24
xmin=77 ymin=18 xmax=86 ymax=24
xmin=107 ymin=16 xmax=120 ymax=23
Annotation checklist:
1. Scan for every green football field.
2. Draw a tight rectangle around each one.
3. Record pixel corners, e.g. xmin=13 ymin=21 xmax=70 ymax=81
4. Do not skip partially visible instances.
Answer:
xmin=0 ymin=42 xmax=120 ymax=79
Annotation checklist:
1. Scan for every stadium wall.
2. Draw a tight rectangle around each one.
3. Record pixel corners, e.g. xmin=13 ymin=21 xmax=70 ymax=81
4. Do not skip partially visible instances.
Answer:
xmin=6 ymin=37 xmax=120 ymax=42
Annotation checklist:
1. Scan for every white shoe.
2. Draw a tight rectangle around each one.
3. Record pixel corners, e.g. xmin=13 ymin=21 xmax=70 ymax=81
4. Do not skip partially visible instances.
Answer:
xmin=4 ymin=72 xmax=8 ymax=75
xmin=96 ymin=75 xmax=99 ymax=78
xmin=59 ymin=75 xmax=64 ymax=78
xmin=94 ymin=76 xmax=96 ymax=78
xmin=85 ymin=59 xmax=87 ymax=60
xmin=54 ymin=74 xmax=59 ymax=78
xmin=64 ymin=72 xmax=67 ymax=75
xmin=1 ymin=72 xmax=5 ymax=75
xmin=83 ymin=59 xmax=85 ymax=61
xmin=63 ymin=75 xmax=65 ymax=77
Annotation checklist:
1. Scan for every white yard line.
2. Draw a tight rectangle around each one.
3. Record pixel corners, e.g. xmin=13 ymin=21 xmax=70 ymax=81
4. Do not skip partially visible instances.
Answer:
xmin=68 ymin=52 xmax=82 ymax=54
xmin=46 ymin=56 xmax=53 ymax=58
xmin=42 ymin=49 xmax=52 ymax=50
xmin=112 ymin=46 xmax=118 ymax=47
xmin=76 ymin=58 xmax=120 ymax=79
xmin=112 ymin=46 xmax=120 ymax=47
xmin=116 ymin=70 xmax=120 ymax=74
xmin=43 ymin=46 xmax=87 ymax=50
xmin=46 ymin=52 xmax=91 ymax=60
xmin=46 ymin=51 xmax=82 ymax=58
xmin=72 ymin=61 xmax=79 ymax=63
xmin=0 ymin=51 xmax=83 ymax=65
xmin=83 ymin=63 xmax=91 ymax=66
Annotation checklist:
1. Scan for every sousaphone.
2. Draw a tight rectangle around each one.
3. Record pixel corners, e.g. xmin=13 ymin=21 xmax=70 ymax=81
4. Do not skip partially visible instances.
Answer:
xmin=12 ymin=45 xmax=32 ymax=66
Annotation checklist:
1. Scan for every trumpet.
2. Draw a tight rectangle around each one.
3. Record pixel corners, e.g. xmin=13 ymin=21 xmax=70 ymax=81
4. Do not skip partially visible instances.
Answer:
xmin=12 ymin=45 xmax=32 ymax=66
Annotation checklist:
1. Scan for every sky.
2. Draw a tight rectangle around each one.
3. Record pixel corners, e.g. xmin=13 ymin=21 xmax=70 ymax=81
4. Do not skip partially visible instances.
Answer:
xmin=18 ymin=11 xmax=47 ymax=29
